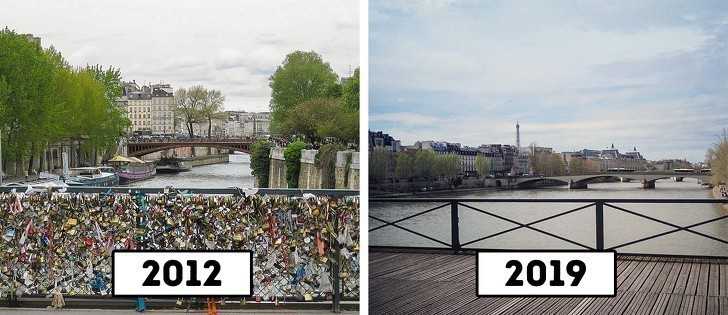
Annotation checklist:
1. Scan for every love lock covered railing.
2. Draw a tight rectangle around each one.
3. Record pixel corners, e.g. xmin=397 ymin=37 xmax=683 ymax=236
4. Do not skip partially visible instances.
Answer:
xmin=0 ymin=186 xmax=359 ymax=312
xmin=369 ymin=198 xmax=728 ymax=256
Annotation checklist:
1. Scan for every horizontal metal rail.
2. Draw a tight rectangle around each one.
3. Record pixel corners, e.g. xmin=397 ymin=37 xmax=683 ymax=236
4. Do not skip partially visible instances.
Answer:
xmin=370 ymin=198 xmax=728 ymax=256
xmin=0 ymin=186 xmax=359 ymax=197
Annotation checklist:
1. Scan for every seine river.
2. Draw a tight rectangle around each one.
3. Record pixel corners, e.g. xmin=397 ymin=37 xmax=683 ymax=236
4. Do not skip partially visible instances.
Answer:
xmin=370 ymin=179 xmax=728 ymax=256
xmin=129 ymin=153 xmax=255 ymax=189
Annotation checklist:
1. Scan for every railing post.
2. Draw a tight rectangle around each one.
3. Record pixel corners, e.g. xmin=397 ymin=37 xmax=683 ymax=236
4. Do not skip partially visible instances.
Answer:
xmin=451 ymin=201 xmax=460 ymax=252
xmin=595 ymin=201 xmax=604 ymax=251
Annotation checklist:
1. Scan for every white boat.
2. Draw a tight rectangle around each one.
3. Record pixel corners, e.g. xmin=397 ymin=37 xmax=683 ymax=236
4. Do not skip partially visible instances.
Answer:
xmin=65 ymin=167 xmax=119 ymax=187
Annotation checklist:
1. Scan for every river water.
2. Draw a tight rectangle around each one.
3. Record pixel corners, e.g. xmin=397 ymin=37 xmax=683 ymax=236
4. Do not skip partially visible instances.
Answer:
xmin=370 ymin=179 xmax=728 ymax=256
xmin=129 ymin=153 xmax=255 ymax=189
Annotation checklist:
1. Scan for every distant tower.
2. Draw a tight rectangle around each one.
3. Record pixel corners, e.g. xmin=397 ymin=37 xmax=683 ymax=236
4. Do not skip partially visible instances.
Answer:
xmin=516 ymin=121 xmax=521 ymax=153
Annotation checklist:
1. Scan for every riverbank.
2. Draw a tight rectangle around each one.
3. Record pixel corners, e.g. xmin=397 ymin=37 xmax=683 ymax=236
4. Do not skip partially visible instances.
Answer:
xmin=183 ymin=154 xmax=229 ymax=167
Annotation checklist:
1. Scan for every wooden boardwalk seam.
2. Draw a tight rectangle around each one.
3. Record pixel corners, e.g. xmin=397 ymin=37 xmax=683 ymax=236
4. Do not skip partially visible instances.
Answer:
xmin=370 ymin=251 xmax=728 ymax=315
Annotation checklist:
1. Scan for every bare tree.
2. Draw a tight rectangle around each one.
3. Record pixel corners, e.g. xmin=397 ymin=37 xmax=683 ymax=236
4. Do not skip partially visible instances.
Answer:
xmin=200 ymin=89 xmax=225 ymax=138
xmin=175 ymin=86 xmax=206 ymax=137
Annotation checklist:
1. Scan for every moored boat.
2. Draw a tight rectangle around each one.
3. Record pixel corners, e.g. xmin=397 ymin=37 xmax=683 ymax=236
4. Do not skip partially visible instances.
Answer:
xmin=156 ymin=157 xmax=192 ymax=173
xmin=108 ymin=156 xmax=156 ymax=184
xmin=64 ymin=167 xmax=119 ymax=187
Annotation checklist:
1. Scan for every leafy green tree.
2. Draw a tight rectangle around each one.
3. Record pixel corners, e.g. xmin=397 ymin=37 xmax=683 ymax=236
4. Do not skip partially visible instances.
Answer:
xmin=250 ymin=139 xmax=272 ymax=187
xmin=0 ymin=28 xmax=130 ymax=176
xmin=437 ymin=154 xmax=461 ymax=187
xmin=414 ymin=150 xmax=437 ymax=180
xmin=475 ymin=155 xmax=491 ymax=178
xmin=277 ymin=98 xmax=358 ymax=145
xmin=268 ymin=51 xmax=339 ymax=131
xmin=708 ymin=130 xmax=728 ymax=186
xmin=341 ymin=68 xmax=359 ymax=111
xmin=284 ymin=140 xmax=307 ymax=188
xmin=395 ymin=151 xmax=415 ymax=180
xmin=369 ymin=148 xmax=389 ymax=184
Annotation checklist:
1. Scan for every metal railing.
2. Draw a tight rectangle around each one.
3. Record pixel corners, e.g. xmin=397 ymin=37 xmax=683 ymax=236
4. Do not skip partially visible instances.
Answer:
xmin=370 ymin=198 xmax=728 ymax=257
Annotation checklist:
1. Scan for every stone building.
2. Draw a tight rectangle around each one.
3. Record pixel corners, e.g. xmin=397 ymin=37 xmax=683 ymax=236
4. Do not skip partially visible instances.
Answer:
xmin=117 ymin=81 xmax=176 ymax=135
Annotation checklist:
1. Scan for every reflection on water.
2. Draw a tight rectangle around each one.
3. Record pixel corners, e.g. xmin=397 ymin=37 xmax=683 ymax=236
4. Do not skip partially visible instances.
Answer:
xmin=129 ymin=154 xmax=254 ymax=189
xmin=370 ymin=179 xmax=728 ymax=256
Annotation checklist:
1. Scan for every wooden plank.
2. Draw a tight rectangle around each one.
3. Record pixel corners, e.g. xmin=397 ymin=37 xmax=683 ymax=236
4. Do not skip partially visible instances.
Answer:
xmin=679 ymin=295 xmax=696 ymax=315
xmin=369 ymin=252 xmax=728 ymax=315
xmin=707 ymin=296 xmax=719 ymax=315
xmin=686 ymin=263 xmax=703 ymax=296
xmin=698 ymin=263 xmax=711 ymax=297
xmin=662 ymin=262 xmax=686 ymax=293
xmin=721 ymin=264 xmax=728 ymax=297
xmin=719 ymin=296 xmax=728 ymax=315
xmin=664 ymin=294 xmax=685 ymax=315
xmin=648 ymin=293 xmax=671 ymax=315
xmin=710 ymin=264 xmax=720 ymax=297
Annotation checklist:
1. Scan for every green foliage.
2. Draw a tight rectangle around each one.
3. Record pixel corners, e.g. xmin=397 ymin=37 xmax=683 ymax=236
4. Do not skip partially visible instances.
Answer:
xmin=708 ymin=130 xmax=728 ymax=185
xmin=530 ymin=152 xmax=566 ymax=176
xmin=341 ymin=68 xmax=359 ymax=111
xmin=436 ymin=154 xmax=460 ymax=184
xmin=315 ymin=143 xmax=346 ymax=189
xmin=475 ymin=155 xmax=491 ymax=178
xmin=414 ymin=150 xmax=437 ymax=179
xmin=0 ymin=28 xmax=129 ymax=174
xmin=369 ymin=148 xmax=389 ymax=183
xmin=278 ymin=98 xmax=358 ymax=144
xmin=284 ymin=140 xmax=307 ymax=188
xmin=269 ymin=51 xmax=339 ymax=132
xmin=250 ymin=140 xmax=272 ymax=188
xmin=395 ymin=151 xmax=415 ymax=180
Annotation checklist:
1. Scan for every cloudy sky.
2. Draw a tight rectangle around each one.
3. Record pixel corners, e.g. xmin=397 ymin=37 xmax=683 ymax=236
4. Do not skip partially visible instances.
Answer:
xmin=1 ymin=0 xmax=359 ymax=112
xmin=370 ymin=0 xmax=728 ymax=162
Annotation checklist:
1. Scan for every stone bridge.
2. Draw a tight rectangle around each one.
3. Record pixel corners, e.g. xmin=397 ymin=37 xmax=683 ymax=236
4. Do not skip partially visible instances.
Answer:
xmin=125 ymin=138 xmax=254 ymax=157
xmin=513 ymin=171 xmax=711 ymax=189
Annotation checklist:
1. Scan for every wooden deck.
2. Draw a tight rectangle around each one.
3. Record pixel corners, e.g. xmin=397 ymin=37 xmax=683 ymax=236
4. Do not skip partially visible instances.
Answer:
xmin=370 ymin=251 xmax=728 ymax=314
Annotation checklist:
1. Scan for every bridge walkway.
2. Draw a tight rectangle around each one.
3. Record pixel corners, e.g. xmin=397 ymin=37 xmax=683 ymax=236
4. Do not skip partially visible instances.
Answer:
xmin=370 ymin=250 xmax=728 ymax=314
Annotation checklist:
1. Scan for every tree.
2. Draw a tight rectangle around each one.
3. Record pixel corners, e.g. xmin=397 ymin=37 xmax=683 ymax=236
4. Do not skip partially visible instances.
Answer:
xmin=436 ymin=154 xmax=460 ymax=187
xmin=341 ymin=68 xmax=359 ymax=111
xmin=277 ymin=98 xmax=358 ymax=145
xmin=0 ymin=29 xmax=130 ymax=176
xmin=707 ymin=130 xmax=728 ymax=186
xmin=414 ymin=150 xmax=437 ymax=180
xmin=475 ymin=155 xmax=491 ymax=178
xmin=283 ymin=140 xmax=307 ymax=188
xmin=200 ymin=89 xmax=225 ymax=138
xmin=175 ymin=86 xmax=206 ymax=138
xmin=369 ymin=148 xmax=389 ymax=184
xmin=250 ymin=139 xmax=272 ymax=187
xmin=395 ymin=151 xmax=415 ymax=180
xmin=268 ymin=51 xmax=339 ymax=131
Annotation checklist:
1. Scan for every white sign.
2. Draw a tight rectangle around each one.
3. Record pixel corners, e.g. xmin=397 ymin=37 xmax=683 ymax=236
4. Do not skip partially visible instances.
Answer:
xmin=113 ymin=250 xmax=252 ymax=296
xmin=477 ymin=251 xmax=615 ymax=296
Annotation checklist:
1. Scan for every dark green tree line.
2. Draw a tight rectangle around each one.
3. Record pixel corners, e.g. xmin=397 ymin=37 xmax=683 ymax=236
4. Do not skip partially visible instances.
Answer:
xmin=0 ymin=28 xmax=130 ymax=176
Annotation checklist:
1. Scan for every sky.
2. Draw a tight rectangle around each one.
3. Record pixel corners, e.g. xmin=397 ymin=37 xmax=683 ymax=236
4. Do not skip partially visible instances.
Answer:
xmin=1 ymin=0 xmax=359 ymax=112
xmin=369 ymin=0 xmax=728 ymax=162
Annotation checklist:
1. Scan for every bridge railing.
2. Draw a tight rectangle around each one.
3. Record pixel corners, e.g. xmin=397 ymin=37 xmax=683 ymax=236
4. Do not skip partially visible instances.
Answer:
xmin=0 ymin=187 xmax=359 ymax=312
xmin=370 ymin=198 xmax=728 ymax=257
